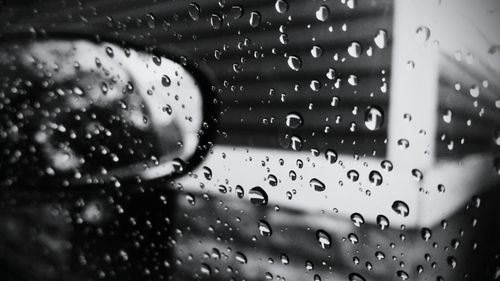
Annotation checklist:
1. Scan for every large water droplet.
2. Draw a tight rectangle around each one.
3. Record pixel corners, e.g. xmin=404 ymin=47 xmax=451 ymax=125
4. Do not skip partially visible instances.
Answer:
xmin=249 ymin=11 xmax=261 ymax=28
xmin=161 ymin=74 xmax=171 ymax=87
xmin=376 ymin=215 xmax=390 ymax=230
xmin=236 ymin=185 xmax=245 ymax=199
xmin=374 ymin=29 xmax=388 ymax=49
xmin=188 ymin=3 xmax=201 ymax=21
xmin=350 ymin=213 xmax=365 ymax=227
xmin=258 ymin=220 xmax=272 ymax=237
xmin=325 ymin=149 xmax=338 ymax=164
xmin=287 ymin=55 xmax=302 ymax=71
xmin=290 ymin=135 xmax=303 ymax=151
xmin=368 ymin=170 xmax=383 ymax=186
xmin=235 ymin=252 xmax=248 ymax=264
xmin=421 ymin=227 xmax=432 ymax=241
xmin=347 ymin=170 xmax=359 ymax=182
xmin=396 ymin=270 xmax=410 ymax=280
xmin=310 ymin=178 xmax=326 ymax=192
xmin=347 ymin=42 xmax=362 ymax=58
xmin=348 ymin=273 xmax=366 ymax=281
xmin=275 ymin=0 xmax=289 ymax=14
xmin=249 ymin=186 xmax=268 ymax=205
xmin=364 ymin=106 xmax=384 ymax=131
xmin=392 ymin=200 xmax=410 ymax=217
xmin=315 ymin=5 xmax=330 ymax=22
xmin=416 ymin=26 xmax=430 ymax=43
xmin=316 ymin=229 xmax=332 ymax=249
xmin=210 ymin=14 xmax=223 ymax=29
xmin=285 ymin=112 xmax=303 ymax=128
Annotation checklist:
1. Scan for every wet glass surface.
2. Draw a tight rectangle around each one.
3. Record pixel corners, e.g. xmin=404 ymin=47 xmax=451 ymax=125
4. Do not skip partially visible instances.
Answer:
xmin=0 ymin=0 xmax=499 ymax=280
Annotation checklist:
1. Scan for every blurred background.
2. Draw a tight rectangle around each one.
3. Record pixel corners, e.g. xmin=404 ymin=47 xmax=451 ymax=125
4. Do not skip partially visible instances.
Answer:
xmin=0 ymin=0 xmax=500 ymax=280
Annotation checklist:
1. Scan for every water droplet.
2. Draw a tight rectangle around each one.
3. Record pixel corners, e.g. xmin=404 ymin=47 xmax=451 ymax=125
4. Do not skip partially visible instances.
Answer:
xmin=411 ymin=169 xmax=423 ymax=182
xmin=105 ymin=46 xmax=114 ymax=57
xmin=368 ymin=170 xmax=383 ymax=186
xmin=396 ymin=270 xmax=410 ymax=280
xmin=235 ymin=252 xmax=248 ymax=264
xmin=350 ymin=213 xmax=365 ymax=227
xmin=346 ymin=0 xmax=357 ymax=9
xmin=421 ymin=227 xmax=432 ymax=241
xmin=310 ymin=80 xmax=321 ymax=91
xmin=374 ymin=29 xmax=388 ymax=49
xmin=397 ymin=138 xmax=409 ymax=149
xmin=249 ymin=186 xmax=268 ymax=205
xmin=326 ymin=68 xmax=336 ymax=80
xmin=375 ymin=251 xmax=385 ymax=260
xmin=285 ymin=112 xmax=303 ymax=128
xmin=443 ymin=109 xmax=452 ymax=123
xmin=377 ymin=215 xmax=390 ymax=230
xmin=188 ymin=3 xmax=201 ymax=21
xmin=258 ymin=220 xmax=272 ymax=237
xmin=315 ymin=5 xmax=329 ymax=22
xmin=347 ymin=42 xmax=362 ymax=58
xmin=287 ymin=55 xmax=302 ymax=71
xmin=364 ymin=106 xmax=384 ymax=131
xmin=381 ymin=160 xmax=393 ymax=171
xmin=348 ymin=273 xmax=366 ymax=281
xmin=161 ymin=75 xmax=171 ymax=87
xmin=249 ymin=11 xmax=261 ymax=28
xmin=347 ymin=170 xmax=359 ymax=182
xmin=210 ymin=14 xmax=223 ymax=29
xmin=200 ymin=263 xmax=211 ymax=275
xmin=310 ymin=178 xmax=326 ymax=192
xmin=268 ymin=174 xmax=278 ymax=186
xmin=236 ymin=185 xmax=245 ymax=199
xmin=186 ymin=193 xmax=196 ymax=206
xmin=469 ymin=85 xmax=480 ymax=98
xmin=325 ymin=149 xmax=338 ymax=164
xmin=290 ymin=135 xmax=303 ymax=151
xmin=229 ymin=5 xmax=243 ymax=19
xmin=447 ymin=256 xmax=457 ymax=268
xmin=311 ymin=45 xmax=323 ymax=58
xmin=202 ymin=166 xmax=212 ymax=180
xmin=416 ymin=26 xmax=430 ymax=43
xmin=392 ymin=200 xmax=410 ymax=217
xmin=348 ymin=233 xmax=359 ymax=244
xmin=275 ymin=0 xmax=289 ymax=13
xmin=281 ymin=253 xmax=289 ymax=265
xmin=316 ymin=229 xmax=332 ymax=249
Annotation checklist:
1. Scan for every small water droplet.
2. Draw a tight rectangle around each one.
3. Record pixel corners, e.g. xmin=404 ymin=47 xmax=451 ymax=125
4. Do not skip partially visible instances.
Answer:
xmin=258 ymin=220 xmax=272 ymax=237
xmin=377 ymin=215 xmax=390 ymax=230
xmin=325 ymin=149 xmax=338 ymax=164
xmin=416 ymin=26 xmax=430 ymax=43
xmin=368 ymin=170 xmax=383 ymax=186
xmin=364 ymin=106 xmax=384 ymax=131
xmin=374 ymin=29 xmax=388 ymax=49
xmin=235 ymin=252 xmax=248 ymax=264
xmin=347 ymin=42 xmax=362 ymax=58
xmin=285 ymin=112 xmax=303 ymax=128
xmin=210 ymin=14 xmax=223 ymax=29
xmin=421 ymin=227 xmax=432 ymax=241
xmin=350 ymin=213 xmax=365 ymax=227
xmin=188 ymin=3 xmax=201 ymax=21
xmin=161 ymin=75 xmax=171 ymax=87
xmin=202 ymin=166 xmax=212 ymax=180
xmin=348 ymin=273 xmax=366 ymax=281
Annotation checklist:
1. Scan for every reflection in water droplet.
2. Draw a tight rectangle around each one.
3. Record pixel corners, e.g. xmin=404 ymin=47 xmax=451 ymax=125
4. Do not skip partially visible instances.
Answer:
xmin=249 ymin=11 xmax=261 ymax=28
xmin=316 ymin=229 xmax=332 ymax=249
xmin=249 ymin=186 xmax=268 ymax=205
xmin=275 ymin=0 xmax=289 ymax=13
xmin=364 ymin=106 xmax=384 ymax=131
xmin=347 ymin=42 xmax=362 ymax=58
xmin=188 ymin=3 xmax=201 ymax=21
xmin=315 ymin=5 xmax=329 ymax=22
xmin=268 ymin=174 xmax=278 ymax=186
xmin=311 ymin=45 xmax=323 ymax=58
xmin=285 ymin=112 xmax=303 ymax=128
xmin=392 ymin=200 xmax=410 ymax=217
xmin=287 ymin=55 xmax=302 ymax=71
xmin=186 ymin=193 xmax=196 ymax=206
xmin=310 ymin=178 xmax=326 ymax=192
xmin=375 ymin=251 xmax=385 ymax=260
xmin=258 ymin=220 xmax=272 ymax=237
xmin=381 ymin=160 xmax=393 ymax=171
xmin=348 ymin=233 xmax=359 ymax=244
